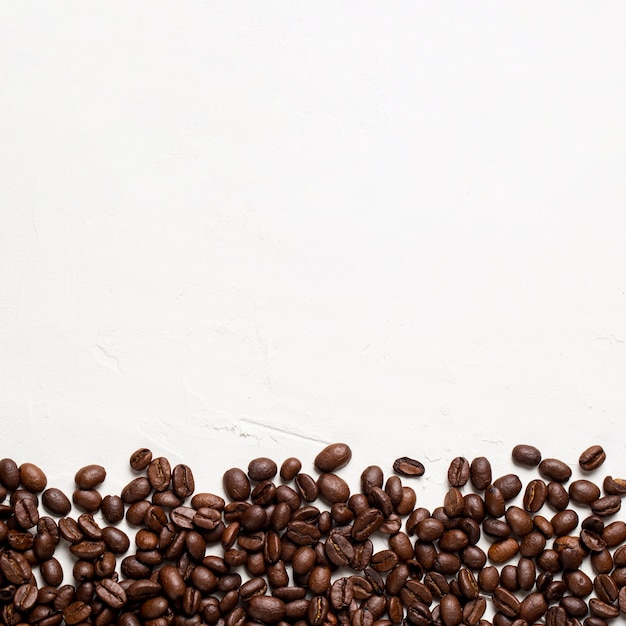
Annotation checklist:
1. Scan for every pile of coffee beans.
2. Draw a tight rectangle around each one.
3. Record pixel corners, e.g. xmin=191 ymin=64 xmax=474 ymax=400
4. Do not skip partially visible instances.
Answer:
xmin=1 ymin=443 xmax=626 ymax=626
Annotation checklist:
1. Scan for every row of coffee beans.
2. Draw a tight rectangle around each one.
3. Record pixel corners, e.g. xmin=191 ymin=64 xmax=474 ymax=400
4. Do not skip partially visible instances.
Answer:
xmin=0 ymin=443 xmax=625 ymax=626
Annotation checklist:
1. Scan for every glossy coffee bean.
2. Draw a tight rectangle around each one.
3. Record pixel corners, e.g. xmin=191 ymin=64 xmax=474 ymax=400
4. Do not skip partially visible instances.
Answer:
xmin=392 ymin=457 xmax=424 ymax=477
xmin=314 ymin=443 xmax=352 ymax=473
xmin=512 ymin=444 xmax=542 ymax=467
xmin=579 ymin=445 xmax=606 ymax=471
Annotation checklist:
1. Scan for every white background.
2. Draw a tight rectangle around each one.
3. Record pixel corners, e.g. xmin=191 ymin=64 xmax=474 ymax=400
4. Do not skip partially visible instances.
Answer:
xmin=2 ymin=1 xmax=626 ymax=555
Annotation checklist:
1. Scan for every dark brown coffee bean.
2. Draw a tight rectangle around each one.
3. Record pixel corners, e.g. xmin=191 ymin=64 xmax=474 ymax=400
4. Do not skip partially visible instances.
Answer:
xmin=519 ymin=592 xmax=547 ymax=622
xmin=72 ymin=496 xmax=101 ymax=522
xmin=488 ymin=538 xmax=519 ymax=564
xmin=95 ymin=578 xmax=126 ymax=609
xmin=40 ymin=557 xmax=63 ymax=586
xmin=74 ymin=464 xmax=106 ymax=489
xmin=223 ymin=468 xmax=251 ymax=501
xmin=523 ymin=479 xmax=547 ymax=512
xmin=286 ymin=520 xmax=321 ymax=545
xmin=279 ymin=457 xmax=302 ymax=481
xmin=389 ymin=531 xmax=414 ymax=561
xmin=618 ymin=586 xmax=626 ymax=614
xmin=462 ymin=545 xmax=487 ymax=569
xmin=0 ymin=458 xmax=20 ymax=490
xmin=564 ymin=570 xmax=593 ymax=597
xmin=579 ymin=445 xmax=606 ymax=471
xmin=447 ymin=457 xmax=470 ymax=488
xmin=512 ymin=444 xmax=542 ymax=467
xmin=603 ymin=475 xmax=626 ymax=496
xmin=569 ymin=479 xmax=601 ymax=505
xmin=592 ymin=495 xmax=621 ymax=517
xmin=129 ymin=448 xmax=152 ymax=471
xmin=551 ymin=509 xmax=579 ymax=535
xmin=101 ymin=494 xmax=124 ymax=523
xmin=324 ymin=532 xmax=354 ymax=567
xmin=0 ymin=550 xmax=32 ymax=584
xmin=602 ymin=520 xmax=626 ymax=546
xmin=539 ymin=458 xmax=572 ymax=483
xmin=307 ymin=594 xmax=329 ymax=626
xmin=533 ymin=514 xmax=554 ymax=537
xmin=42 ymin=488 xmax=72 ymax=516
xmin=493 ymin=587 xmax=521 ymax=618
xmin=101 ymin=526 xmax=130 ymax=553
xmin=19 ymin=462 xmax=47 ymax=492
xmin=314 ymin=443 xmax=352 ymax=473
xmin=352 ymin=508 xmax=384 ymax=541
xmin=171 ymin=464 xmax=195 ymax=498
xmin=505 ymin=506 xmax=533 ymax=536
xmin=148 ymin=457 xmax=171 ymax=492
xmin=594 ymin=573 xmax=618 ymax=604
xmin=580 ymin=529 xmax=606 ymax=552
xmin=589 ymin=598 xmax=619 ymax=619
xmin=245 ymin=457 xmax=276 ymax=482
xmin=440 ymin=593 xmax=462 ymax=626
xmin=494 ymin=474 xmax=523 ymax=501
xmin=519 ymin=531 xmax=546 ymax=558
xmin=14 ymin=495 xmax=39 ymax=528
xmin=392 ymin=457 xmax=424 ymax=477
xmin=463 ymin=597 xmax=486 ymax=626
xmin=591 ymin=548 xmax=613 ymax=574
xmin=69 ymin=540 xmax=106 ymax=560
xmin=308 ymin=565 xmax=332 ymax=594
xmin=350 ymin=538 xmax=374 ymax=570
xmin=485 ymin=485 xmax=505 ymax=518
xmin=443 ymin=487 xmax=465 ymax=518
xmin=547 ymin=481 xmax=570 ymax=511
xmin=293 ymin=473 xmax=318 ymax=502
xmin=470 ymin=457 xmax=492 ymax=491
xmin=63 ymin=600 xmax=91 ymax=625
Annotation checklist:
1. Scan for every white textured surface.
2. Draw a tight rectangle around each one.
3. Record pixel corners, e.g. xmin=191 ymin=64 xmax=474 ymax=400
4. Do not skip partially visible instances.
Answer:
xmin=2 ymin=3 xmax=626 ymax=524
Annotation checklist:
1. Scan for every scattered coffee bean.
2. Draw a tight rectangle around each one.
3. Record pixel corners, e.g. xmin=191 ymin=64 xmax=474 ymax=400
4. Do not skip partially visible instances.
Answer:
xmin=579 ymin=444 xmax=606 ymax=471
xmin=511 ymin=444 xmax=542 ymax=467
xmin=392 ymin=457 xmax=424 ymax=477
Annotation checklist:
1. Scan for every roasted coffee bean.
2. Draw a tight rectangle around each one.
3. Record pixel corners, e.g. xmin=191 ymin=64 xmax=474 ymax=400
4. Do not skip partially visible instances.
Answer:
xmin=324 ymin=532 xmax=354 ymax=566
xmin=519 ymin=592 xmax=547 ymax=622
xmin=591 ymin=548 xmax=613 ymax=574
xmin=221 ymin=468 xmax=250 ymax=502
xmin=440 ymin=593 xmax=462 ymax=626
xmin=564 ymin=569 xmax=593 ymax=596
xmin=69 ymin=540 xmax=106 ymax=560
xmin=40 ymin=557 xmax=63 ymax=586
xmin=42 ymin=488 xmax=72 ymax=516
xmin=551 ymin=509 xmax=579 ymax=535
xmin=470 ymin=457 xmax=492 ymax=491
xmin=579 ymin=445 xmax=606 ymax=471
xmin=148 ymin=457 xmax=171 ymax=492
xmin=443 ymin=487 xmax=465 ymax=518
xmin=63 ymin=600 xmax=91 ymax=625
xmin=295 ymin=473 xmax=318 ymax=502
xmin=505 ymin=506 xmax=533 ymax=536
xmin=494 ymin=474 xmax=522 ymax=501
xmin=463 ymin=597 xmax=487 ymax=626
xmin=307 ymin=594 xmax=329 ymax=626
xmin=172 ymin=464 xmax=195 ymax=498
xmin=121 ymin=477 xmax=151 ymax=504
xmin=485 ymin=485 xmax=506 ymax=518
xmin=447 ymin=457 xmax=470 ymax=488
xmin=0 ymin=550 xmax=32 ymax=584
xmin=592 ymin=495 xmax=621 ymax=517
xmin=601 ymin=520 xmax=626 ymax=546
xmin=488 ymin=538 xmax=519 ymax=564
xmin=19 ymin=462 xmax=48 ymax=492
xmin=512 ymin=444 xmax=542 ymax=467
xmin=560 ymin=595 xmax=589 ymax=618
xmin=603 ymin=475 xmax=626 ymax=496
xmin=352 ymin=508 xmax=384 ymax=541
xmin=462 ymin=545 xmax=487 ymax=569
xmin=74 ymin=464 xmax=106 ymax=489
xmin=279 ymin=457 xmax=302 ymax=481
xmin=72 ymin=488 xmax=102 ymax=512
xmin=539 ymin=458 xmax=572 ymax=483
xmin=492 ymin=587 xmax=521 ymax=618
xmin=14 ymin=495 xmax=39 ymax=528
xmin=101 ymin=494 xmax=124 ymax=523
xmin=314 ymin=443 xmax=352 ymax=473
xmin=0 ymin=458 xmax=20 ymax=490
xmin=392 ymin=458 xmax=424 ymax=477
xmin=101 ymin=526 xmax=130 ymax=553
xmin=547 ymin=481 xmax=570 ymax=511
xmin=569 ymin=479 xmax=601 ymax=505
xmin=523 ymin=479 xmax=547 ymax=512
xmin=130 ymin=448 xmax=152 ymax=471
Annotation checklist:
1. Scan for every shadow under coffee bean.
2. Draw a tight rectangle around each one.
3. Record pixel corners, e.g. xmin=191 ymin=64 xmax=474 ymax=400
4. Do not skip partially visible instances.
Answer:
xmin=0 ymin=442 xmax=624 ymax=625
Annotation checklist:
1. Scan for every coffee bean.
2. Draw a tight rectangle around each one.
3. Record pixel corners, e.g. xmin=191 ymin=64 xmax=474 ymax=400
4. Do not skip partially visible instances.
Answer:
xmin=19 ymin=462 xmax=48 ymax=492
xmin=523 ymin=479 xmax=547 ymax=512
xmin=317 ymin=472 xmax=350 ymax=504
xmin=129 ymin=447 xmax=152 ymax=471
xmin=547 ymin=481 xmax=570 ymax=511
xmin=579 ymin=445 xmax=606 ymax=471
xmin=148 ymin=457 xmax=171 ymax=491
xmin=392 ymin=457 xmax=424 ymax=477
xmin=539 ymin=458 xmax=572 ymax=483
xmin=569 ymin=479 xmax=601 ymax=505
xmin=603 ymin=474 xmax=626 ymax=496
xmin=72 ymin=488 xmax=102 ymax=512
xmin=74 ymin=464 xmax=106 ymax=489
xmin=493 ymin=474 xmax=523 ymax=501
xmin=0 ymin=458 xmax=20 ymax=490
xmin=172 ymin=463 xmax=195 ymax=498
xmin=447 ymin=457 xmax=470 ymax=488
xmin=279 ymin=457 xmax=302 ymax=481
xmin=314 ymin=442 xmax=352 ymax=473
xmin=42 ymin=487 xmax=72 ymax=516
xmin=223 ymin=468 xmax=251 ymax=501
xmin=592 ymin=495 xmax=621 ymax=517
xmin=512 ymin=444 xmax=542 ymax=467
xmin=470 ymin=457 xmax=492 ymax=491
xmin=488 ymin=538 xmax=519 ymax=564
xmin=101 ymin=494 xmax=125 ymax=523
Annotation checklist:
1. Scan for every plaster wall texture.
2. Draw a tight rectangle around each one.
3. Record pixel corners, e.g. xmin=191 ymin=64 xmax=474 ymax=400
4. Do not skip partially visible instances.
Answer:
xmin=1 ymin=3 xmax=626 ymax=516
